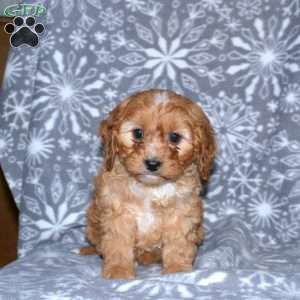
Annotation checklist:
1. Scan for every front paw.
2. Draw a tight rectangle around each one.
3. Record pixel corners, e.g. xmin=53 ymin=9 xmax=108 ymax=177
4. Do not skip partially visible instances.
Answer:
xmin=162 ymin=264 xmax=192 ymax=275
xmin=102 ymin=264 xmax=135 ymax=279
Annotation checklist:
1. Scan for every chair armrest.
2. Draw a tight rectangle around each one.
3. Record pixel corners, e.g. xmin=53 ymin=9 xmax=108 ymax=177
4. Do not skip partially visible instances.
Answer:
xmin=0 ymin=17 xmax=18 ymax=266
xmin=0 ymin=17 xmax=11 ymax=85
xmin=0 ymin=167 xmax=18 ymax=266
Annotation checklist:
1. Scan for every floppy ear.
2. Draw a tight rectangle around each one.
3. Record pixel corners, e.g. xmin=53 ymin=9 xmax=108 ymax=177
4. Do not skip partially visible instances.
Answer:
xmin=190 ymin=105 xmax=217 ymax=181
xmin=195 ymin=117 xmax=217 ymax=180
xmin=99 ymin=114 xmax=118 ymax=171
xmin=98 ymin=97 xmax=132 ymax=171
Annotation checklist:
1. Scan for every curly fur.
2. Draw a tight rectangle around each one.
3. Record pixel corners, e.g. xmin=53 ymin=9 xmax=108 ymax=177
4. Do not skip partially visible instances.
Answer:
xmin=80 ymin=89 xmax=216 ymax=279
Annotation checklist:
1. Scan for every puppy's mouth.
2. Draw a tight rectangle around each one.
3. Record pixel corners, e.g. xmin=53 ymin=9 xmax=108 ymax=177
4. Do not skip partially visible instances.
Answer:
xmin=136 ymin=173 xmax=167 ymax=185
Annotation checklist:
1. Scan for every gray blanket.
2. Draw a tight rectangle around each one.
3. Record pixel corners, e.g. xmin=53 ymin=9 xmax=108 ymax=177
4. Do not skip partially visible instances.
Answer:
xmin=0 ymin=0 xmax=300 ymax=299
xmin=1 ymin=218 xmax=300 ymax=299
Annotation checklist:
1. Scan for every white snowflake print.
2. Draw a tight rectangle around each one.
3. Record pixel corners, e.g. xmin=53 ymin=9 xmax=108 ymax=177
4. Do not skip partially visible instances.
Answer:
xmin=34 ymin=50 xmax=104 ymax=135
xmin=3 ymin=90 xmax=31 ymax=130
xmin=237 ymin=0 xmax=262 ymax=20
xmin=85 ymin=135 xmax=102 ymax=175
xmin=104 ymin=88 xmax=118 ymax=101
xmin=270 ymin=131 xmax=300 ymax=198
xmin=18 ymin=128 xmax=55 ymax=166
xmin=58 ymin=137 xmax=71 ymax=151
xmin=266 ymin=115 xmax=280 ymax=134
xmin=5 ymin=171 xmax=22 ymax=192
xmin=239 ymin=271 xmax=284 ymax=290
xmin=206 ymin=92 xmax=261 ymax=163
xmin=78 ymin=131 xmax=93 ymax=143
xmin=280 ymin=141 xmax=300 ymax=198
xmin=100 ymin=100 xmax=120 ymax=115
xmin=200 ymin=0 xmax=222 ymax=11
xmin=290 ymin=203 xmax=300 ymax=222
xmin=194 ymin=1 xmax=231 ymax=21
xmin=94 ymin=47 xmax=112 ymax=64
xmin=275 ymin=218 xmax=299 ymax=242
xmin=125 ymin=0 xmax=146 ymax=12
xmin=218 ymin=198 xmax=245 ymax=218
xmin=23 ymin=172 xmax=88 ymax=244
xmin=227 ymin=17 xmax=300 ymax=101
xmin=99 ymin=7 xmax=124 ymax=31
xmin=280 ymin=83 xmax=300 ymax=113
xmin=271 ymin=130 xmax=291 ymax=152
xmin=224 ymin=17 xmax=241 ymax=32
xmin=35 ymin=201 xmax=79 ymax=242
xmin=46 ymin=0 xmax=97 ymax=30
xmin=26 ymin=168 xmax=43 ymax=185
xmin=110 ymin=30 xmax=128 ymax=51
xmin=254 ymin=231 xmax=277 ymax=247
xmin=281 ymin=0 xmax=300 ymax=16
xmin=268 ymin=168 xmax=286 ymax=192
xmin=266 ymin=99 xmax=279 ymax=113
xmin=39 ymin=30 xmax=56 ymax=56
xmin=228 ymin=159 xmax=262 ymax=200
xmin=0 ymin=129 xmax=13 ymax=159
xmin=114 ymin=8 xmax=228 ymax=91
xmin=247 ymin=192 xmax=283 ymax=228
xmin=273 ymin=281 xmax=300 ymax=299
xmin=3 ymin=171 xmax=23 ymax=206
xmin=40 ymin=291 xmax=71 ymax=300
xmin=3 ymin=53 xmax=23 ymax=88
xmin=69 ymin=29 xmax=87 ymax=50
xmin=94 ymin=31 xmax=107 ymax=44
xmin=68 ymin=150 xmax=85 ymax=165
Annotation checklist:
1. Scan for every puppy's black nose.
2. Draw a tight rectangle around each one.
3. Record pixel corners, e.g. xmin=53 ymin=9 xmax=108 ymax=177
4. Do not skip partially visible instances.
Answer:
xmin=144 ymin=159 xmax=162 ymax=172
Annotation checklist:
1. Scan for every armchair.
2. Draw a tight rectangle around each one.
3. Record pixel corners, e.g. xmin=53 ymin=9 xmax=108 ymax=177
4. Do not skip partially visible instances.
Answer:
xmin=0 ymin=1 xmax=299 ymax=299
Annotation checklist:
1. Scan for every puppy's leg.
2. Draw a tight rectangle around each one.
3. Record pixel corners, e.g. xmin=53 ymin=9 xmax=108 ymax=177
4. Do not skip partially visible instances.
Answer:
xmin=100 ymin=212 xmax=136 ymax=279
xmin=162 ymin=200 xmax=203 ymax=274
xmin=162 ymin=236 xmax=197 ymax=274
xmin=80 ymin=201 xmax=102 ymax=256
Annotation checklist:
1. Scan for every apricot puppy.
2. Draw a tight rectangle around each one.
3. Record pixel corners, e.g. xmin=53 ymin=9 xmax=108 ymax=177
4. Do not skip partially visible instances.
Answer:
xmin=81 ymin=89 xmax=216 ymax=279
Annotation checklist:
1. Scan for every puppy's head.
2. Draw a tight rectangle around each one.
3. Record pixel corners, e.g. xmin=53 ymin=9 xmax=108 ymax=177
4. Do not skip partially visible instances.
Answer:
xmin=100 ymin=89 xmax=216 ymax=185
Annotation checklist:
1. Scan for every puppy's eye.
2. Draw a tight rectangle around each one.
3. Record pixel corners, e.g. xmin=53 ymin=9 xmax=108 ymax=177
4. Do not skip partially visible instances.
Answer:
xmin=168 ymin=132 xmax=182 ymax=145
xmin=132 ymin=128 xmax=144 ymax=140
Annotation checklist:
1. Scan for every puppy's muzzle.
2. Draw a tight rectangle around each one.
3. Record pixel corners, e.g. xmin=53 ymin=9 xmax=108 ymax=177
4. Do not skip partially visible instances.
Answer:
xmin=144 ymin=159 xmax=162 ymax=172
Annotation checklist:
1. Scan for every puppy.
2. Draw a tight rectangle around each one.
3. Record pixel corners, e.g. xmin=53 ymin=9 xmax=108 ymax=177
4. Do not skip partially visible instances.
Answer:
xmin=80 ymin=89 xmax=216 ymax=279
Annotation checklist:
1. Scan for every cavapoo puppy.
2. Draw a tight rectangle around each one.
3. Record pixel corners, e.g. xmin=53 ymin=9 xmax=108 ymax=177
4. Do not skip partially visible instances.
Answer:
xmin=80 ymin=89 xmax=216 ymax=279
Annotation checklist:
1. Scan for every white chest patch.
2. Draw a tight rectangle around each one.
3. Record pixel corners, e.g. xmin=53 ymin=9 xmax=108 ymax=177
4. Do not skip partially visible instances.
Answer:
xmin=151 ymin=182 xmax=177 ymax=199
xmin=129 ymin=181 xmax=177 ymax=233
xmin=136 ymin=198 xmax=155 ymax=234
xmin=130 ymin=181 xmax=176 ymax=201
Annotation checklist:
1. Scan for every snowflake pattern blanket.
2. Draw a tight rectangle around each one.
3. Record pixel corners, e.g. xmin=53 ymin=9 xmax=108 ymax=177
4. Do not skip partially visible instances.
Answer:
xmin=0 ymin=0 xmax=300 ymax=299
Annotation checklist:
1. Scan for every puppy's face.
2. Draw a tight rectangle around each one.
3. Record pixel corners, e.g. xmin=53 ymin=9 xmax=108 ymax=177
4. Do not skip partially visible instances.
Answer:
xmin=100 ymin=90 xmax=216 ymax=185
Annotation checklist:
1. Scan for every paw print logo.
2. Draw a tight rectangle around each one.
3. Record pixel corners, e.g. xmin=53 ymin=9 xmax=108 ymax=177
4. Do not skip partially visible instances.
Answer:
xmin=4 ymin=16 xmax=45 ymax=47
